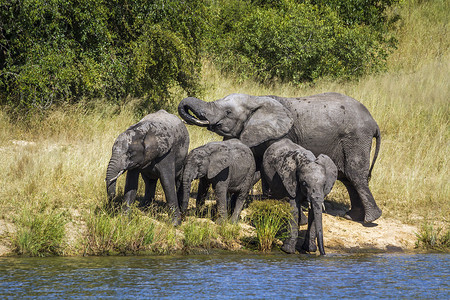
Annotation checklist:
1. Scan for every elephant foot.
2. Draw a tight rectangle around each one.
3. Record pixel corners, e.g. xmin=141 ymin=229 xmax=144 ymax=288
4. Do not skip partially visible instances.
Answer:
xmin=343 ymin=207 xmax=364 ymax=222
xmin=364 ymin=206 xmax=382 ymax=223
xmin=171 ymin=210 xmax=182 ymax=226
xmin=299 ymin=210 xmax=308 ymax=226
xmin=281 ymin=239 xmax=297 ymax=254
xmin=301 ymin=240 xmax=317 ymax=253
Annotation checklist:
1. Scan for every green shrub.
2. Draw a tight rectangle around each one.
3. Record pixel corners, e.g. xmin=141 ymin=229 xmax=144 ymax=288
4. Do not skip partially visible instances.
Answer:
xmin=11 ymin=201 xmax=67 ymax=257
xmin=204 ymin=0 xmax=399 ymax=83
xmin=247 ymin=200 xmax=291 ymax=252
xmin=0 ymin=0 xmax=206 ymax=113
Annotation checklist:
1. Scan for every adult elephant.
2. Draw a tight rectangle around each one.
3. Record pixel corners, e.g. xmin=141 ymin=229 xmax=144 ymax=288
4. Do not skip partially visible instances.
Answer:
xmin=178 ymin=93 xmax=381 ymax=223
xmin=106 ymin=110 xmax=189 ymax=225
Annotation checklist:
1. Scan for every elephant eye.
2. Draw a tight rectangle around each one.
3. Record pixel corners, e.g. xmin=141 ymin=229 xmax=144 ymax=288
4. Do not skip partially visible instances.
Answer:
xmin=226 ymin=109 xmax=232 ymax=116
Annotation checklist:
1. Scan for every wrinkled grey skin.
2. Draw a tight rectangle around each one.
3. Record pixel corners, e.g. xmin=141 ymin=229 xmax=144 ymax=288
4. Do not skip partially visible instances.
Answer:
xmin=105 ymin=110 xmax=189 ymax=225
xmin=263 ymin=139 xmax=337 ymax=255
xmin=181 ymin=139 xmax=256 ymax=223
xmin=178 ymin=92 xmax=381 ymax=223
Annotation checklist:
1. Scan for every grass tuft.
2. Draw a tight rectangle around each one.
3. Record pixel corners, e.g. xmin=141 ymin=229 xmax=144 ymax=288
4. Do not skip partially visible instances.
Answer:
xmin=84 ymin=207 xmax=157 ymax=255
xmin=415 ymin=223 xmax=450 ymax=252
xmin=181 ymin=218 xmax=217 ymax=250
xmin=11 ymin=201 xmax=67 ymax=257
xmin=247 ymin=200 xmax=291 ymax=252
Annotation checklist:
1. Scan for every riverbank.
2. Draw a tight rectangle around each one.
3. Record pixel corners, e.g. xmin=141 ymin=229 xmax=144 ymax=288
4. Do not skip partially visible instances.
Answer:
xmin=0 ymin=199 xmax=421 ymax=257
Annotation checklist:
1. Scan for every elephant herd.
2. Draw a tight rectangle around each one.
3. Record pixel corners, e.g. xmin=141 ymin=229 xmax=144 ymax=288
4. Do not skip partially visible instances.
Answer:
xmin=106 ymin=92 xmax=382 ymax=255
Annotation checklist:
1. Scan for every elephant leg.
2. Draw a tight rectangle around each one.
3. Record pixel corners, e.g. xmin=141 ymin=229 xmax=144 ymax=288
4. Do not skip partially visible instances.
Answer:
xmin=141 ymin=174 xmax=157 ymax=208
xmin=213 ymin=181 xmax=229 ymax=223
xmin=342 ymin=176 xmax=382 ymax=223
xmin=296 ymin=194 xmax=308 ymax=226
xmin=301 ymin=207 xmax=318 ymax=253
xmin=281 ymin=198 xmax=299 ymax=254
xmin=124 ymin=169 xmax=140 ymax=210
xmin=230 ymin=191 xmax=247 ymax=223
xmin=158 ymin=160 xmax=181 ymax=226
xmin=196 ymin=178 xmax=209 ymax=208
xmin=341 ymin=179 xmax=364 ymax=221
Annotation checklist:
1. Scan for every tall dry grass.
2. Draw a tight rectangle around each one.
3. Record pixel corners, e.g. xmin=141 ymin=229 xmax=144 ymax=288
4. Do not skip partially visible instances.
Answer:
xmin=0 ymin=0 xmax=448 ymax=255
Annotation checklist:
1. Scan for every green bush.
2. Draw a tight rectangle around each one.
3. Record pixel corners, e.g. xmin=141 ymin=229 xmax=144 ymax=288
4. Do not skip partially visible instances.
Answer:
xmin=0 ymin=0 xmax=206 ymax=113
xmin=204 ymin=0 xmax=399 ymax=83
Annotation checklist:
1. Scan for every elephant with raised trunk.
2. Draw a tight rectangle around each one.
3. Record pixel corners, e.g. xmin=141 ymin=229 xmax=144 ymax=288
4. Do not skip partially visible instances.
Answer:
xmin=263 ymin=139 xmax=338 ymax=255
xmin=178 ymin=92 xmax=381 ymax=223
xmin=105 ymin=110 xmax=189 ymax=225
xmin=181 ymin=139 xmax=256 ymax=223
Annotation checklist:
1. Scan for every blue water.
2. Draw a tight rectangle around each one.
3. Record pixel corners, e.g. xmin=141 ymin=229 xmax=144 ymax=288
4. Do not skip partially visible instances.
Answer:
xmin=0 ymin=253 xmax=448 ymax=299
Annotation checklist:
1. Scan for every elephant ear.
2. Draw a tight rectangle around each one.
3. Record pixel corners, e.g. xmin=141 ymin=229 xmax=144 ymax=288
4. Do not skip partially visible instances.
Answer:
xmin=239 ymin=96 xmax=294 ymax=148
xmin=316 ymin=154 xmax=338 ymax=196
xmin=207 ymin=148 xmax=231 ymax=179
xmin=142 ymin=125 xmax=174 ymax=165
xmin=275 ymin=152 xmax=298 ymax=198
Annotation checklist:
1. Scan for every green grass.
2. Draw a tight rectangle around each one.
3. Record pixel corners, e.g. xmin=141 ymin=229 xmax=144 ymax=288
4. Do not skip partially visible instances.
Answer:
xmin=84 ymin=206 xmax=165 ymax=255
xmin=247 ymin=200 xmax=291 ymax=252
xmin=11 ymin=200 xmax=67 ymax=257
xmin=415 ymin=223 xmax=450 ymax=252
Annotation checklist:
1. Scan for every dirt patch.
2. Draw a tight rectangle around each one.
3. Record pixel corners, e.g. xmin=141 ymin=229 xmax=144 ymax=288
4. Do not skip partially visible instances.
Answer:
xmin=320 ymin=213 xmax=418 ymax=253
xmin=0 ymin=219 xmax=15 ymax=256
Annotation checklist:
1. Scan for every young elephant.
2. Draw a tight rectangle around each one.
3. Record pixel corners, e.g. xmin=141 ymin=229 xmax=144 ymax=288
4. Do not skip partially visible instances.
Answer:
xmin=105 ymin=110 xmax=189 ymax=225
xmin=262 ymin=139 xmax=338 ymax=255
xmin=181 ymin=139 xmax=256 ymax=223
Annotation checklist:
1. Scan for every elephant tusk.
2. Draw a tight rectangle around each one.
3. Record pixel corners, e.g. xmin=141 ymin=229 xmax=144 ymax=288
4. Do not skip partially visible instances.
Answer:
xmin=108 ymin=170 xmax=124 ymax=183
xmin=322 ymin=203 xmax=326 ymax=212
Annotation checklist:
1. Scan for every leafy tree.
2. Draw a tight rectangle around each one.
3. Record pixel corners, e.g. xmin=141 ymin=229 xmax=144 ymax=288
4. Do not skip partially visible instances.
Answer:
xmin=0 ymin=0 xmax=206 ymax=113
xmin=204 ymin=0 xmax=399 ymax=83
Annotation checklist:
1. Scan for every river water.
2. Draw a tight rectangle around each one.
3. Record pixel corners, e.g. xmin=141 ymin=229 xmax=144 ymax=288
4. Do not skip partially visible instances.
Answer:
xmin=1 ymin=253 xmax=448 ymax=299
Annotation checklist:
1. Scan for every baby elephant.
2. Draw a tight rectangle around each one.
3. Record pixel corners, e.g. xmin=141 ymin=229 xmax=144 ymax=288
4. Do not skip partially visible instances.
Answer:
xmin=263 ymin=139 xmax=338 ymax=255
xmin=106 ymin=110 xmax=189 ymax=225
xmin=181 ymin=139 xmax=256 ymax=223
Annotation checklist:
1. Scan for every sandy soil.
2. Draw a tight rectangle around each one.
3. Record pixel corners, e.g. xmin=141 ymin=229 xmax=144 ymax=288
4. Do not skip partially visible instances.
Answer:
xmin=320 ymin=213 xmax=418 ymax=253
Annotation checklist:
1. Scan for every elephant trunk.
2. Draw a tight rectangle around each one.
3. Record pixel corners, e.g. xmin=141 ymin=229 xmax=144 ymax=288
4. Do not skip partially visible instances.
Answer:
xmin=105 ymin=151 xmax=125 ymax=200
xmin=178 ymin=97 xmax=211 ymax=127
xmin=312 ymin=198 xmax=326 ymax=255
xmin=181 ymin=167 xmax=197 ymax=212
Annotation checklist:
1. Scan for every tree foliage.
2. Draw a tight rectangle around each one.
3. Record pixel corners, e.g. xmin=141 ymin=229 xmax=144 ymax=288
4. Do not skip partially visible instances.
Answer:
xmin=0 ymin=0 xmax=206 ymax=112
xmin=204 ymin=0 xmax=399 ymax=83
xmin=0 ymin=0 xmax=400 ymax=113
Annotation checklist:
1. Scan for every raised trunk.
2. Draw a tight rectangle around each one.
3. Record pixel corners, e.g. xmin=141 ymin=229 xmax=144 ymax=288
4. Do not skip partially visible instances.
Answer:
xmin=105 ymin=152 xmax=125 ymax=200
xmin=178 ymin=97 xmax=211 ymax=127
xmin=312 ymin=200 xmax=326 ymax=255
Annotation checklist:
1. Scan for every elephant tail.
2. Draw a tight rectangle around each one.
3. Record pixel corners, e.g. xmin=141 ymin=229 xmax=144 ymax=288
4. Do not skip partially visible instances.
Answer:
xmin=368 ymin=126 xmax=381 ymax=181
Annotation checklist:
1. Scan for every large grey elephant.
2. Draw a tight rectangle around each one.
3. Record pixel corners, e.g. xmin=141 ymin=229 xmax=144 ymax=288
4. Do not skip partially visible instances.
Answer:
xmin=105 ymin=110 xmax=189 ymax=225
xmin=263 ymin=139 xmax=338 ymax=255
xmin=181 ymin=139 xmax=256 ymax=223
xmin=178 ymin=92 xmax=381 ymax=223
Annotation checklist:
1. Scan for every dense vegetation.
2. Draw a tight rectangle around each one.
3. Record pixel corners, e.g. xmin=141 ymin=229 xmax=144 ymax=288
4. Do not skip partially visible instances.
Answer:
xmin=0 ymin=0 xmax=206 ymax=112
xmin=1 ymin=0 xmax=399 ymax=113
xmin=205 ymin=0 xmax=399 ymax=83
